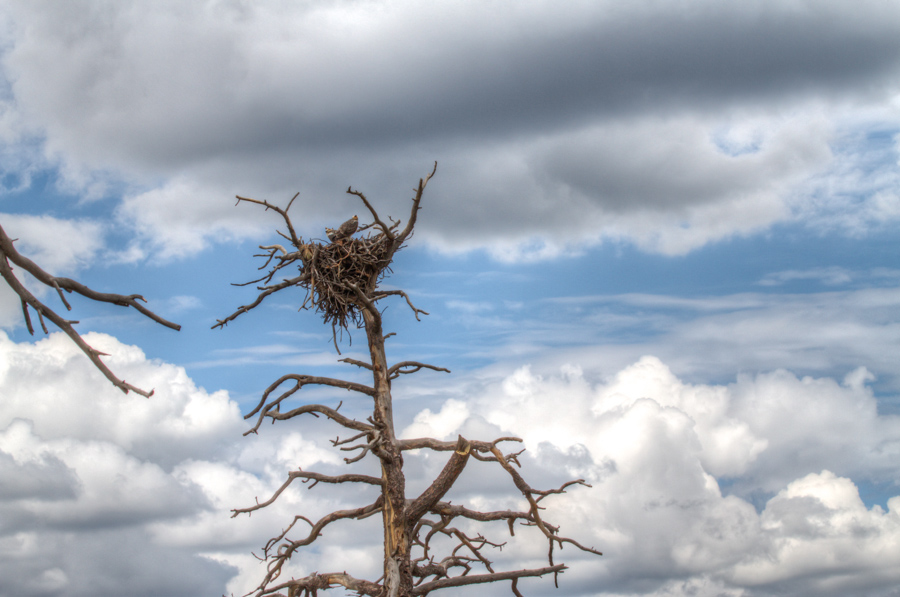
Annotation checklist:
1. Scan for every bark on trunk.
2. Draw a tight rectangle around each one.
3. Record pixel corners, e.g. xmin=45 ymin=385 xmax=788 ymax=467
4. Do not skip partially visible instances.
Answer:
xmin=363 ymin=307 xmax=412 ymax=597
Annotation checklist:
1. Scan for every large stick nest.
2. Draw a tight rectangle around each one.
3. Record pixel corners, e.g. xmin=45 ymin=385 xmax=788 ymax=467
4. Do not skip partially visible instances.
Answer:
xmin=300 ymin=232 xmax=395 ymax=331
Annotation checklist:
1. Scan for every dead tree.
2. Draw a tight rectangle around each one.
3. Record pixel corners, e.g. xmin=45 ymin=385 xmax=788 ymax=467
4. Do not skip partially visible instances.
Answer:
xmin=0 ymin=223 xmax=180 ymax=396
xmin=217 ymin=163 xmax=601 ymax=597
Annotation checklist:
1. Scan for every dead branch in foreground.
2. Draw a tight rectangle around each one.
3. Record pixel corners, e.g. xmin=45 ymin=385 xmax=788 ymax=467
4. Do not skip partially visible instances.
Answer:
xmin=0 ymin=223 xmax=180 ymax=396
xmin=220 ymin=163 xmax=600 ymax=596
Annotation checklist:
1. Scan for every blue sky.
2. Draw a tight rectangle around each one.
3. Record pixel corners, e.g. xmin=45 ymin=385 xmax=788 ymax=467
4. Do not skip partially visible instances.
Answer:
xmin=1 ymin=2 xmax=900 ymax=596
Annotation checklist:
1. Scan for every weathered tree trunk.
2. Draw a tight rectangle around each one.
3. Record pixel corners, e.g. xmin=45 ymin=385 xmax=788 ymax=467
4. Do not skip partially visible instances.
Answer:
xmin=362 ymin=307 xmax=412 ymax=597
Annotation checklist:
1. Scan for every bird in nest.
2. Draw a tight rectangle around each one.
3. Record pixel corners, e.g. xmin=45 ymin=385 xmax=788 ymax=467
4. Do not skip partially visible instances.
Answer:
xmin=326 ymin=215 xmax=359 ymax=243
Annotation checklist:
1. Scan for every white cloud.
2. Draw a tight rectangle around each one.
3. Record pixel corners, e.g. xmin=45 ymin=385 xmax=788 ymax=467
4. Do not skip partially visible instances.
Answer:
xmin=403 ymin=355 xmax=900 ymax=595
xmin=402 ymin=398 xmax=470 ymax=441
xmin=0 ymin=331 xmax=244 ymax=466
xmin=525 ymin=286 xmax=900 ymax=394
xmin=0 ymin=331 xmax=329 ymax=596
xmin=0 ymin=330 xmax=409 ymax=595
xmin=445 ymin=300 xmax=494 ymax=314
xmin=793 ymin=125 xmax=900 ymax=236
xmin=0 ymin=331 xmax=248 ymax=596
xmin=0 ymin=212 xmax=103 ymax=274
xmin=758 ymin=266 xmax=854 ymax=286
xmin=730 ymin=471 xmax=900 ymax=593
xmin=1 ymin=326 xmax=900 ymax=595
xmin=115 ymin=177 xmax=272 ymax=261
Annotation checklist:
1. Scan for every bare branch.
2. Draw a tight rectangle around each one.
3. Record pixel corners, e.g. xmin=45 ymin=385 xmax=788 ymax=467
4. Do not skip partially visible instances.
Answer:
xmin=344 ymin=281 xmax=381 ymax=324
xmin=346 ymin=187 xmax=396 ymax=242
xmin=426 ymin=501 xmax=531 ymax=526
xmin=259 ymin=244 xmax=288 ymax=257
xmin=490 ymin=446 xmax=603 ymax=556
xmin=245 ymin=396 xmax=375 ymax=437
xmin=511 ymin=577 xmax=525 ymax=597
xmin=339 ymin=357 xmax=373 ymax=370
xmin=233 ymin=470 xmax=382 ymax=517
xmin=247 ymin=371 xmax=374 ymax=413
xmin=394 ymin=161 xmax=437 ymax=251
xmin=213 ymin=273 xmax=308 ymax=329
xmin=388 ymin=361 xmax=450 ymax=380
xmin=0 ymin=224 xmax=180 ymax=396
xmin=244 ymin=498 xmax=384 ymax=595
xmin=398 ymin=436 xmax=523 ymax=462
xmin=235 ymin=194 xmax=302 ymax=247
xmin=372 ymin=289 xmax=429 ymax=320
xmin=0 ymin=226 xmax=182 ymax=332
xmin=411 ymin=564 xmax=566 ymax=595
xmin=412 ymin=556 xmax=476 ymax=583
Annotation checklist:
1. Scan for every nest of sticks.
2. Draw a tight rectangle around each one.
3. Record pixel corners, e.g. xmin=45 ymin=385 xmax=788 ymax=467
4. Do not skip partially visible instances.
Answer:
xmin=299 ymin=231 xmax=394 ymax=332
xmin=218 ymin=165 xmax=436 ymax=342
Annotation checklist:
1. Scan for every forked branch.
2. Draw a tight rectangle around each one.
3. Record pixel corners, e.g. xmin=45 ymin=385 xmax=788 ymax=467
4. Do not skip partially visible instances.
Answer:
xmin=0 ymin=223 xmax=180 ymax=396
xmin=233 ymin=193 xmax=302 ymax=247
xmin=395 ymin=161 xmax=437 ymax=251
xmin=244 ymin=498 xmax=385 ymax=595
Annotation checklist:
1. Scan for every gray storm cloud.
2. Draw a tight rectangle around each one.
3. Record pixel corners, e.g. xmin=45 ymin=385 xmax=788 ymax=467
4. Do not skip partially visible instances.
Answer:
xmin=1 ymin=0 xmax=898 ymax=260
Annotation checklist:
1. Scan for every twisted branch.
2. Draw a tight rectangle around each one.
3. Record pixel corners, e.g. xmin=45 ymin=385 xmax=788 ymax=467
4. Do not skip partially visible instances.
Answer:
xmin=388 ymin=361 xmax=451 ymax=380
xmin=241 ymin=498 xmax=385 ymax=594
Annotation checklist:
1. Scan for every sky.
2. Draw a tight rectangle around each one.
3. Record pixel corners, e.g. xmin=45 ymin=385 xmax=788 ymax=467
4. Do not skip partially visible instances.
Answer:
xmin=0 ymin=1 xmax=899 ymax=596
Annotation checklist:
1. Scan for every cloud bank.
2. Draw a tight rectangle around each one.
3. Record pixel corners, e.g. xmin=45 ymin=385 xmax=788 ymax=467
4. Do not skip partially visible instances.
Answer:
xmin=1 ymin=1 xmax=899 ymax=260
xmin=3 ymin=330 xmax=895 ymax=595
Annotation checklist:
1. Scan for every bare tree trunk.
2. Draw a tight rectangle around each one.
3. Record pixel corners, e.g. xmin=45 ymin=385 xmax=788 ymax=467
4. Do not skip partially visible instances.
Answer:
xmin=363 ymin=307 xmax=412 ymax=596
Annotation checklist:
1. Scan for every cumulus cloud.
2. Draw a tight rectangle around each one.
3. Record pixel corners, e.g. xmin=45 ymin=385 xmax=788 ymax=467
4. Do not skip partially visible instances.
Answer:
xmin=0 ymin=330 xmax=400 ymax=596
xmin=0 ymin=332 xmax=244 ymax=464
xmin=400 ymin=356 xmax=900 ymax=596
xmin=730 ymin=471 xmax=900 ymax=594
xmin=1 ymin=1 xmax=899 ymax=259
xmin=0 ymin=334 xmax=231 ymax=595
xmin=2 ymin=325 xmax=900 ymax=595
xmin=0 ymin=331 xmax=300 ymax=596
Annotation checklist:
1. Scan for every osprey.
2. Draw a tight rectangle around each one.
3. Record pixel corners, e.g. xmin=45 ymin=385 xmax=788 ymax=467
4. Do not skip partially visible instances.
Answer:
xmin=326 ymin=215 xmax=358 ymax=242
